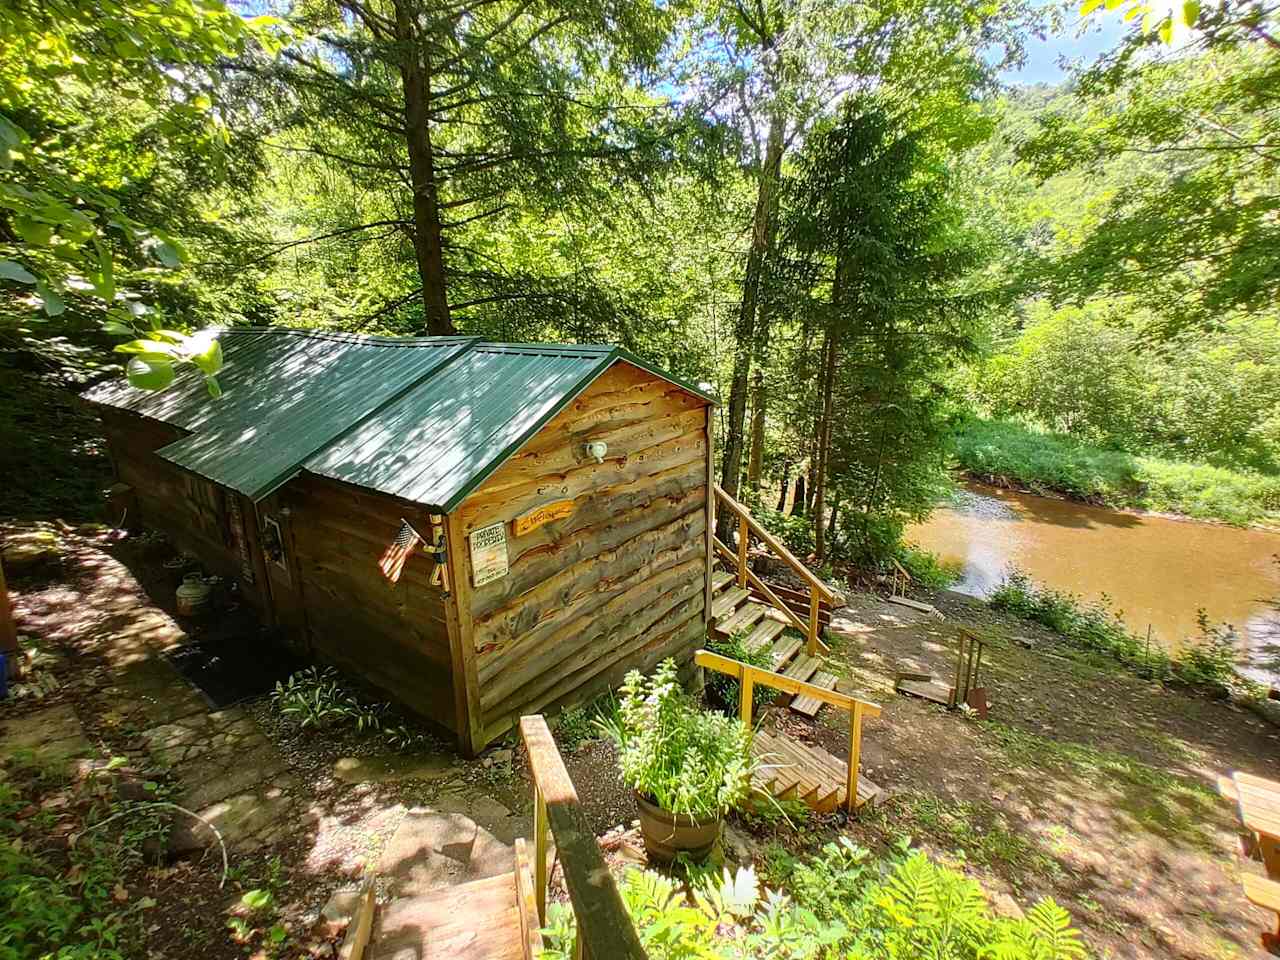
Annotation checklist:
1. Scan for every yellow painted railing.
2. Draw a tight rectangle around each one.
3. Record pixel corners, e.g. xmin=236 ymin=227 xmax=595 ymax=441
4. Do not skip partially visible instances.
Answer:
xmin=712 ymin=484 xmax=842 ymax=657
xmin=694 ymin=649 xmax=881 ymax=814
xmin=520 ymin=715 xmax=646 ymax=960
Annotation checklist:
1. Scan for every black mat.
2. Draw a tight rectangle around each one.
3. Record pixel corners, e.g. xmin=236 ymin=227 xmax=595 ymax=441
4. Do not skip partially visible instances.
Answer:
xmin=164 ymin=635 xmax=303 ymax=710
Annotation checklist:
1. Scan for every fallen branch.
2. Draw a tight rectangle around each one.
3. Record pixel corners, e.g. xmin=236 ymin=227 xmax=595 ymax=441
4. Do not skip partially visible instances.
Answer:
xmin=73 ymin=801 xmax=230 ymax=889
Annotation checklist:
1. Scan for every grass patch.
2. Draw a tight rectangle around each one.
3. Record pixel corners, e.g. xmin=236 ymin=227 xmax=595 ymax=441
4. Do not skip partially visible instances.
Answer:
xmin=954 ymin=418 xmax=1280 ymax=526
xmin=989 ymin=570 xmax=1240 ymax=688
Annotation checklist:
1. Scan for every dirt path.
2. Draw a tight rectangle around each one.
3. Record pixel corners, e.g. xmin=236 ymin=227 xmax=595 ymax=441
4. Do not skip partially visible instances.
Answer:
xmin=779 ymin=590 xmax=1280 ymax=960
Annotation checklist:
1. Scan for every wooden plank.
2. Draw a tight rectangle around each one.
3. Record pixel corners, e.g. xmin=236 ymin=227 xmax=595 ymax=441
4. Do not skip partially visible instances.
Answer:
xmin=743 ymin=618 xmax=785 ymax=654
xmin=792 ymin=671 xmax=838 ymax=717
xmin=337 ymin=878 xmax=376 ymax=960
xmin=713 ymin=484 xmax=841 ymax=602
xmin=768 ymin=636 xmax=802 ymax=671
xmin=370 ymin=872 xmax=523 ymax=960
xmin=445 ymin=512 xmax=486 ymax=757
xmin=896 ymin=678 xmax=955 ymax=707
xmin=513 ymin=838 xmax=543 ymax=960
xmin=694 ymin=650 xmax=882 ymax=717
xmin=703 ymin=406 xmax=716 ymax=641
xmin=1244 ymin=873 xmax=1280 ymax=913
xmin=887 ymin=595 xmax=942 ymax=617
xmin=711 ymin=569 xmax=734 ymax=593
xmin=782 ymin=653 xmax=820 ymax=686
xmin=519 ymin=716 xmax=646 ymax=960
xmin=716 ymin=601 xmax=766 ymax=638
xmin=712 ymin=587 xmax=750 ymax=620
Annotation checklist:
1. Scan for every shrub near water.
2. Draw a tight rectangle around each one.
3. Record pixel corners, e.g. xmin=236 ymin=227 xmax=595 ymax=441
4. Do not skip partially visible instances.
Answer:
xmin=540 ymin=838 xmax=1086 ymax=960
xmin=989 ymin=571 xmax=1239 ymax=687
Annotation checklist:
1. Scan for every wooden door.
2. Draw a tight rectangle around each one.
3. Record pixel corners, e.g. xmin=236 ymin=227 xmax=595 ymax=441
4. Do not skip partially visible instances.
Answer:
xmin=254 ymin=494 xmax=309 ymax=651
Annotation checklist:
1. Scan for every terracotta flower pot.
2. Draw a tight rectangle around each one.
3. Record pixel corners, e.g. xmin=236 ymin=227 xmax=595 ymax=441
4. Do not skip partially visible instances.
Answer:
xmin=634 ymin=791 xmax=721 ymax=864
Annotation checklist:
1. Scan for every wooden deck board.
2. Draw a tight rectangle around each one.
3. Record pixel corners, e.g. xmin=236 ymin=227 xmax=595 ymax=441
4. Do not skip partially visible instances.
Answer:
xmin=768 ymin=636 xmax=802 ymax=671
xmin=712 ymin=586 xmax=750 ymax=620
xmin=781 ymin=653 xmax=820 ymax=686
xmin=711 ymin=569 xmax=734 ymax=593
xmin=791 ymin=671 xmax=838 ymax=717
xmin=743 ymin=619 xmax=785 ymax=654
xmin=751 ymin=729 xmax=880 ymax=814
xmin=371 ymin=872 xmax=524 ymax=960
xmin=716 ymin=601 xmax=766 ymax=638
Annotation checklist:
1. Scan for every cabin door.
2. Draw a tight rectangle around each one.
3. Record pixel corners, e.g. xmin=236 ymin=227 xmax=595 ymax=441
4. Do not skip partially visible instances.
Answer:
xmin=254 ymin=494 xmax=309 ymax=652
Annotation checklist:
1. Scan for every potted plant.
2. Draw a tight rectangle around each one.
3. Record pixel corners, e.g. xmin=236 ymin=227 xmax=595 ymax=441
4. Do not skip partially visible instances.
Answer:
xmin=600 ymin=658 xmax=755 ymax=863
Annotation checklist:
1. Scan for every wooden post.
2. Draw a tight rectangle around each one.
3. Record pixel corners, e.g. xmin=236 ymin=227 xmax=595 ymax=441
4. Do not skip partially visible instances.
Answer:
xmin=806 ymin=589 xmax=820 ymax=657
xmin=846 ymin=702 xmax=864 ymax=814
xmin=0 ymin=557 xmax=17 ymax=677
xmin=533 ymin=789 xmax=549 ymax=925
xmin=736 ymin=510 xmax=749 ymax=589
xmin=739 ymin=665 xmax=755 ymax=728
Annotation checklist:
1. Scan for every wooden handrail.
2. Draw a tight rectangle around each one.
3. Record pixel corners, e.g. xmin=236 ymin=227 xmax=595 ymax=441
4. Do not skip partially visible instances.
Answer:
xmin=713 ymin=484 xmax=842 ymax=602
xmin=519 ymin=715 xmax=647 ymax=960
xmin=695 ymin=650 xmax=881 ymax=814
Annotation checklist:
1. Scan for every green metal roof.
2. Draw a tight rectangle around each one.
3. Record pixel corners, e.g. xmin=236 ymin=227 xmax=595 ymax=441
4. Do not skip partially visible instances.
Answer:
xmin=83 ymin=327 xmax=714 ymax=511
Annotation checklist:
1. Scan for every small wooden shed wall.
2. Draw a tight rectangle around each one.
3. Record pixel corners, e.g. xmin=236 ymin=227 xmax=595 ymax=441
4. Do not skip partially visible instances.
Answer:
xmin=86 ymin=328 xmax=713 ymax=754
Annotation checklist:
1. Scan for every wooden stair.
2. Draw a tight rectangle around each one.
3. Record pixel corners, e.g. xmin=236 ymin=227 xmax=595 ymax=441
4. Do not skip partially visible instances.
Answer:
xmin=752 ymin=728 xmax=881 ymax=815
xmin=711 ymin=566 xmax=839 ymax=717
xmin=365 ymin=839 xmax=541 ymax=960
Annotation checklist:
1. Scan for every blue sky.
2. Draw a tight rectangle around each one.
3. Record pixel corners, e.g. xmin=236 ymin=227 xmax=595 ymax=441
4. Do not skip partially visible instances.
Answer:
xmin=1001 ymin=14 xmax=1130 ymax=85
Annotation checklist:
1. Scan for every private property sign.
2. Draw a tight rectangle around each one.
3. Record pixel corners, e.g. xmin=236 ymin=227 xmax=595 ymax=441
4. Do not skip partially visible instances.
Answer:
xmin=468 ymin=521 xmax=509 ymax=587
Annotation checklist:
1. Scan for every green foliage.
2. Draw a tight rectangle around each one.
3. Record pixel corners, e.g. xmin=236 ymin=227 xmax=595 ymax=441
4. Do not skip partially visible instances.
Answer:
xmin=990 ymin=570 xmax=1240 ymax=686
xmin=539 ymin=841 xmax=1086 ymax=960
xmin=954 ymin=418 xmax=1280 ymax=526
xmin=599 ymin=659 xmax=755 ymax=820
xmin=704 ymin=632 xmax=777 ymax=713
xmin=895 ymin=545 xmax=963 ymax=589
xmin=269 ymin=666 xmax=431 ymax=751
xmin=750 ymin=503 xmax=816 ymax=558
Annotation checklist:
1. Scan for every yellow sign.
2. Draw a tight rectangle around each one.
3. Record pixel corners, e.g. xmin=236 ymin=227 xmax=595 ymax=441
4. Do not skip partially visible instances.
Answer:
xmin=513 ymin=499 xmax=575 ymax=536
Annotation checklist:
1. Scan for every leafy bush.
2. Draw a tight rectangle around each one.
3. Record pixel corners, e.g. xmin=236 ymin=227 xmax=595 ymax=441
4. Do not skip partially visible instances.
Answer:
xmin=599 ymin=659 xmax=755 ymax=820
xmin=990 ymin=570 xmax=1239 ymax=687
xmin=895 ymin=544 xmax=962 ymax=589
xmin=954 ymin=418 xmax=1280 ymax=526
xmin=539 ymin=839 xmax=1086 ymax=960
xmin=704 ymin=631 xmax=777 ymax=713
xmin=270 ymin=666 xmax=429 ymax=750
xmin=749 ymin=502 xmax=815 ymax=557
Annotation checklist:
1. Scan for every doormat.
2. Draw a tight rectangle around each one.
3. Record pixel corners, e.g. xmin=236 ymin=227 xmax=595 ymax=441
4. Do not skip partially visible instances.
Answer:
xmin=164 ymin=636 xmax=303 ymax=710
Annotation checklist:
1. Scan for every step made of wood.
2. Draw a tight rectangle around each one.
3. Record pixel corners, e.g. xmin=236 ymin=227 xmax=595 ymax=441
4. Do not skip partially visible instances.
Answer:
xmin=791 ymin=671 xmax=838 ymax=717
xmin=781 ymin=653 xmax=821 ymax=686
xmin=371 ymin=872 xmax=524 ymax=960
xmin=716 ymin=602 xmax=766 ymax=638
xmin=768 ymin=636 xmax=802 ymax=671
xmin=754 ymin=732 xmax=837 ymax=809
xmin=712 ymin=586 xmax=750 ymax=620
xmin=711 ymin=569 xmax=734 ymax=593
xmin=743 ymin=618 xmax=785 ymax=654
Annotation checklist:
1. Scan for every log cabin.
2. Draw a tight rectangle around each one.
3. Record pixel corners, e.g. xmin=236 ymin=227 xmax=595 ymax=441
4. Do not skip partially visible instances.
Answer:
xmin=84 ymin=327 xmax=716 ymax=754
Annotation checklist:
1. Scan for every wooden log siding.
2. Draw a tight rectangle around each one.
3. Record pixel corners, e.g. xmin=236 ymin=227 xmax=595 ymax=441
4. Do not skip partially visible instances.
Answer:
xmin=285 ymin=474 xmax=457 ymax=731
xmin=456 ymin=364 xmax=711 ymax=740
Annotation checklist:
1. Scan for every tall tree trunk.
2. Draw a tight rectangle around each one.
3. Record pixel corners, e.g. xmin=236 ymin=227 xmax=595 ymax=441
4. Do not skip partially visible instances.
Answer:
xmin=776 ymin=459 xmax=791 ymax=512
xmin=791 ymin=473 xmax=806 ymax=516
xmin=718 ymin=110 xmax=786 ymax=532
xmin=394 ymin=0 xmax=455 ymax=336
xmin=747 ymin=367 xmax=766 ymax=488
xmin=813 ymin=327 xmax=839 ymax=560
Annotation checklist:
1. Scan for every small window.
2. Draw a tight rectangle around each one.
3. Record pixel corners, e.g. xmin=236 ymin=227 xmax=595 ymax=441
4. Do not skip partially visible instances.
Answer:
xmin=261 ymin=515 xmax=289 ymax=573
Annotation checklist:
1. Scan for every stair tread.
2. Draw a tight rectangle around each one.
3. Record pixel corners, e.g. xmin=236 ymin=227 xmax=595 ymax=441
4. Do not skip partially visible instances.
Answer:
xmin=371 ymin=871 xmax=525 ymax=960
xmin=792 ymin=671 xmax=839 ymax=717
xmin=753 ymin=731 xmax=840 ymax=808
xmin=768 ymin=636 xmax=802 ymax=671
xmin=712 ymin=586 xmax=750 ymax=620
xmin=782 ymin=654 xmax=821 ymax=685
xmin=711 ymin=569 xmax=734 ymax=593
xmin=743 ymin=619 xmax=786 ymax=653
xmin=717 ymin=602 xmax=767 ymax=637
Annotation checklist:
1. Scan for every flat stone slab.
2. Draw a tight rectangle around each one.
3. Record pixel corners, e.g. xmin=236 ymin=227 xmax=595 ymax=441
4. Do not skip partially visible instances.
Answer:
xmin=333 ymin=753 xmax=464 ymax=785
xmin=375 ymin=810 xmax=513 ymax=898
xmin=177 ymin=742 xmax=289 ymax=811
xmin=0 ymin=703 xmax=95 ymax=773
xmin=141 ymin=708 xmax=261 ymax=767
xmin=170 ymin=775 xmax=306 ymax=854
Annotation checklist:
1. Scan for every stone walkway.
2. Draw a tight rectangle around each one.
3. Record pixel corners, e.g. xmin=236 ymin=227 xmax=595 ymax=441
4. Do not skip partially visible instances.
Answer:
xmin=3 ymin=530 xmax=524 ymax=923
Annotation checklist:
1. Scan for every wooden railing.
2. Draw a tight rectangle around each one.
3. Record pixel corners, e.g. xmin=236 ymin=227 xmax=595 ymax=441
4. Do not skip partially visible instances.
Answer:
xmin=520 ymin=715 xmax=647 ymax=960
xmin=694 ymin=649 xmax=882 ymax=814
xmin=712 ymin=484 xmax=842 ymax=657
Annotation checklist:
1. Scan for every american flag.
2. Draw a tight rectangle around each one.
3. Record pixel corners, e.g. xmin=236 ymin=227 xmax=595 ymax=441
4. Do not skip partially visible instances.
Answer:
xmin=378 ymin=519 xmax=422 ymax=583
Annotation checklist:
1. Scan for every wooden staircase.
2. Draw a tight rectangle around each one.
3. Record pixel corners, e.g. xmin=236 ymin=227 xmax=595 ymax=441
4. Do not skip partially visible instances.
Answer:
xmin=706 ymin=487 xmax=882 ymax=816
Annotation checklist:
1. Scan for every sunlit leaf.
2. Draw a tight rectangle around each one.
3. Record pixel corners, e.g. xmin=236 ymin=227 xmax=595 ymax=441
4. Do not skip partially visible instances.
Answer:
xmin=1181 ymin=0 xmax=1199 ymax=26
xmin=0 ymin=259 xmax=36 ymax=284
xmin=36 ymin=279 xmax=65 ymax=316
xmin=14 ymin=217 xmax=53 ymax=246
xmin=188 ymin=334 xmax=223 ymax=375
xmin=114 ymin=339 xmax=180 ymax=357
xmin=205 ymin=375 xmax=223 ymax=399
xmin=126 ymin=355 xmax=175 ymax=391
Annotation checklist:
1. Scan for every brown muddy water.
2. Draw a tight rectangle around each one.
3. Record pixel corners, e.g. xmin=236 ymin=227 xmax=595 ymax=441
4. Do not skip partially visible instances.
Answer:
xmin=907 ymin=484 xmax=1280 ymax=684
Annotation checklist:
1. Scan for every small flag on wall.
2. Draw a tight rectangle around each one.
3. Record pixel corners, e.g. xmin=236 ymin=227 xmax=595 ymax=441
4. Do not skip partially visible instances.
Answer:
xmin=379 ymin=519 xmax=423 ymax=583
